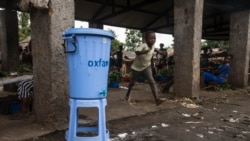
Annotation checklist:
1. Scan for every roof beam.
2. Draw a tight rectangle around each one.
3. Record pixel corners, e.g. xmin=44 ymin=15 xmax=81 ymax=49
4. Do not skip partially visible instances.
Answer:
xmin=87 ymin=0 xmax=160 ymax=22
xmin=0 ymin=0 xmax=20 ymax=10
xmin=142 ymin=6 xmax=173 ymax=30
xmin=146 ymin=23 xmax=174 ymax=32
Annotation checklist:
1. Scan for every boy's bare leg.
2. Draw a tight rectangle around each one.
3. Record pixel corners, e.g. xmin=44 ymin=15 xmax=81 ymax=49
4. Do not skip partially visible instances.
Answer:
xmin=144 ymin=67 xmax=163 ymax=106
xmin=125 ymin=70 xmax=138 ymax=102
xmin=125 ymin=88 xmax=131 ymax=101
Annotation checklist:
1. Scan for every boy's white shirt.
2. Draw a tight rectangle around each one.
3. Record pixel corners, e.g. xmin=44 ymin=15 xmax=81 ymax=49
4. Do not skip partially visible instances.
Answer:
xmin=131 ymin=43 xmax=155 ymax=71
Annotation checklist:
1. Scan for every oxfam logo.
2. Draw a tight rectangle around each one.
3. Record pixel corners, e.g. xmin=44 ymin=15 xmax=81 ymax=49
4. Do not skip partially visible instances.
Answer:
xmin=88 ymin=58 xmax=109 ymax=67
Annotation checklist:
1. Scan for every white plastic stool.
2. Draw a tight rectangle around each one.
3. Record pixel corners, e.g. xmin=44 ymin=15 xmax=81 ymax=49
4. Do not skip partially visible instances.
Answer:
xmin=65 ymin=98 xmax=109 ymax=141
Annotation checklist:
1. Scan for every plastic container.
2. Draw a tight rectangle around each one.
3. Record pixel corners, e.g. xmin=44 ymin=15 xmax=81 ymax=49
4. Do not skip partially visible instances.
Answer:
xmin=9 ymin=102 xmax=21 ymax=114
xmin=62 ymin=28 xmax=114 ymax=99
xmin=108 ymin=82 xmax=120 ymax=88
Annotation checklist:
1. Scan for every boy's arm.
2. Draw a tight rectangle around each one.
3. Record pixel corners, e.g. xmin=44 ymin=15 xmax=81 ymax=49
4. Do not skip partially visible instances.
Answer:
xmin=135 ymin=50 xmax=149 ymax=55
xmin=135 ymin=44 xmax=150 ymax=55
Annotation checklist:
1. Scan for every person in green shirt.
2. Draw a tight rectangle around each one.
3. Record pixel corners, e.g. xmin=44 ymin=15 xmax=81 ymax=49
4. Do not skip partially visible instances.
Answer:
xmin=125 ymin=31 xmax=164 ymax=106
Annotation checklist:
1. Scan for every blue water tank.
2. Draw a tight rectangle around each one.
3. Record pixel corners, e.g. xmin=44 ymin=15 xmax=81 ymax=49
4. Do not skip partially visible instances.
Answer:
xmin=63 ymin=28 xmax=114 ymax=99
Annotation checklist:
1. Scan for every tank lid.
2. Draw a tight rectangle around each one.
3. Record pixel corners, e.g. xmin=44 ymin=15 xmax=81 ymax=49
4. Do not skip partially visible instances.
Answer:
xmin=63 ymin=28 xmax=114 ymax=39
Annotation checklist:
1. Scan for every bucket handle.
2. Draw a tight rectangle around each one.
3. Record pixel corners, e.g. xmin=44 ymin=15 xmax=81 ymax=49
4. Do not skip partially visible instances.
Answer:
xmin=62 ymin=35 xmax=77 ymax=53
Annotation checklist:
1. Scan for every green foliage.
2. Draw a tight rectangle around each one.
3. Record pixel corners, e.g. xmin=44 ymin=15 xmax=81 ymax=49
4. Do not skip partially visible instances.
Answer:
xmin=218 ymin=83 xmax=231 ymax=91
xmin=18 ymin=12 xmax=31 ymax=41
xmin=125 ymin=29 xmax=142 ymax=51
xmin=201 ymin=40 xmax=229 ymax=51
xmin=108 ymin=70 xmax=122 ymax=83
xmin=157 ymin=66 xmax=174 ymax=77
xmin=108 ymin=29 xmax=117 ymax=38
xmin=0 ymin=64 xmax=32 ymax=77
xmin=203 ymin=82 xmax=232 ymax=91
xmin=107 ymin=29 xmax=123 ymax=53
xmin=17 ymin=64 xmax=33 ymax=75
xmin=0 ymin=71 xmax=8 ymax=77
xmin=111 ymin=39 xmax=122 ymax=53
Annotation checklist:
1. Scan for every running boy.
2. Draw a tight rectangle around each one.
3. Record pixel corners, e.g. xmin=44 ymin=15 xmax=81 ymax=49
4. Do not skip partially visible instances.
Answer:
xmin=125 ymin=31 xmax=163 ymax=106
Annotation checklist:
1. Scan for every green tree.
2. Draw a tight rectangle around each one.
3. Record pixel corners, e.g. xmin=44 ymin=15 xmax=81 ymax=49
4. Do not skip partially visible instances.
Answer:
xmin=107 ymin=29 xmax=122 ymax=53
xmin=18 ymin=12 xmax=31 ymax=41
xmin=125 ymin=29 xmax=142 ymax=51
xmin=202 ymin=40 xmax=229 ymax=51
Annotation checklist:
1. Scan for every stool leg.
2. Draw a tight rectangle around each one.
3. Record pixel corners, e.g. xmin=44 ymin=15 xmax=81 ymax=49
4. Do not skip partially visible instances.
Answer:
xmin=99 ymin=99 xmax=108 ymax=141
xmin=67 ymin=99 xmax=77 ymax=141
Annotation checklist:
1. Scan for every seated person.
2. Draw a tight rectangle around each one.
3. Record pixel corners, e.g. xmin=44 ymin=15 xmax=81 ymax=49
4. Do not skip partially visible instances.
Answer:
xmin=9 ymin=78 xmax=33 ymax=120
xmin=202 ymin=54 xmax=233 ymax=86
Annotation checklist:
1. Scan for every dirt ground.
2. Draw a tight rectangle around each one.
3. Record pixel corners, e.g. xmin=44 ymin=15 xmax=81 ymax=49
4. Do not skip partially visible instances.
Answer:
xmin=24 ymin=84 xmax=250 ymax=141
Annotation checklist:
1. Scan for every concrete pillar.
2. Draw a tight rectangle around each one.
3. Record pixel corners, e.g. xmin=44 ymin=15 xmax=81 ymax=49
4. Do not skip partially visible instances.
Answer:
xmin=30 ymin=0 xmax=74 ymax=130
xmin=0 ymin=10 xmax=7 ymax=71
xmin=89 ymin=22 xmax=103 ymax=29
xmin=174 ymin=0 xmax=204 ymax=98
xmin=228 ymin=10 xmax=250 ymax=88
xmin=0 ymin=10 xmax=19 ymax=72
